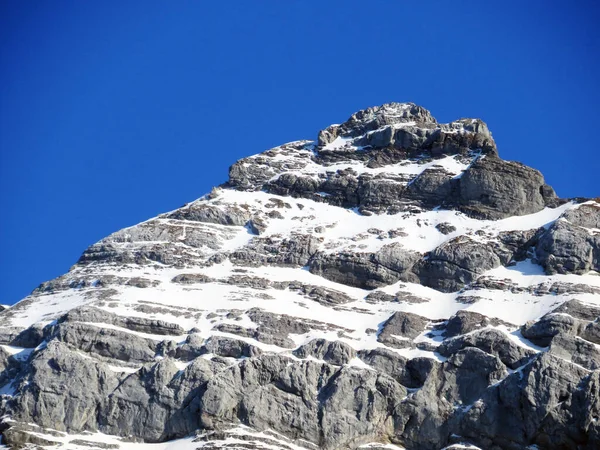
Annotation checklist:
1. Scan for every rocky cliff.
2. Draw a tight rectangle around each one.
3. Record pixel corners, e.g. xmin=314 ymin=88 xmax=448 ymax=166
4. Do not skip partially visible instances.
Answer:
xmin=1 ymin=102 xmax=599 ymax=450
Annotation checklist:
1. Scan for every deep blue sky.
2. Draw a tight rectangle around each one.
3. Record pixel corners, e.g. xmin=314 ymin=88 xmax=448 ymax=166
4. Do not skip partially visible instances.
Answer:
xmin=1 ymin=1 xmax=598 ymax=305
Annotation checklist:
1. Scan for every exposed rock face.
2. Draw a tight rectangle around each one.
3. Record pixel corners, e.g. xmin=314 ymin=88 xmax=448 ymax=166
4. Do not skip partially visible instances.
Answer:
xmin=309 ymin=244 xmax=420 ymax=289
xmin=405 ymin=168 xmax=455 ymax=207
xmin=438 ymin=328 xmax=536 ymax=369
xmin=459 ymin=353 xmax=592 ymax=449
xmin=378 ymin=311 xmax=429 ymax=348
xmin=163 ymin=203 xmax=251 ymax=226
xmin=458 ymin=156 xmax=557 ymax=219
xmin=521 ymin=313 xmax=587 ymax=347
xmin=537 ymin=220 xmax=600 ymax=275
xmin=443 ymin=310 xmax=509 ymax=337
xmin=1 ymin=103 xmax=598 ymax=450
xmin=12 ymin=341 xmax=122 ymax=432
xmin=293 ymin=339 xmax=356 ymax=365
xmin=415 ymin=236 xmax=502 ymax=292
xmin=317 ymin=103 xmax=437 ymax=146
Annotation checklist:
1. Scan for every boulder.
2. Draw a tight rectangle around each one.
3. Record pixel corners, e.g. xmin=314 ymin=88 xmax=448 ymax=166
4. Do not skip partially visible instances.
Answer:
xmin=416 ymin=236 xmax=502 ymax=292
xmin=457 ymin=156 xmax=556 ymax=219
xmin=444 ymin=310 xmax=508 ymax=338
xmin=378 ymin=311 xmax=429 ymax=348
xmin=293 ymin=339 xmax=356 ymax=365
xmin=537 ymin=220 xmax=600 ymax=275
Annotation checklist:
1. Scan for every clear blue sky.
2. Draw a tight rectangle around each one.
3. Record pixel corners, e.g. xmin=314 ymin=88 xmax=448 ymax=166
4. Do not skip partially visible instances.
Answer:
xmin=1 ymin=1 xmax=598 ymax=306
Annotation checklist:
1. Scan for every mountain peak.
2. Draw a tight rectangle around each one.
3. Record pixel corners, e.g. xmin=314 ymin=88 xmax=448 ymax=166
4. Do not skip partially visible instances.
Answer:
xmin=1 ymin=103 xmax=599 ymax=450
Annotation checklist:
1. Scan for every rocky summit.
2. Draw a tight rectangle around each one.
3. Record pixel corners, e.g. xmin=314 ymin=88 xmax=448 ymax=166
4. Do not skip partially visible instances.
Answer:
xmin=1 ymin=102 xmax=599 ymax=450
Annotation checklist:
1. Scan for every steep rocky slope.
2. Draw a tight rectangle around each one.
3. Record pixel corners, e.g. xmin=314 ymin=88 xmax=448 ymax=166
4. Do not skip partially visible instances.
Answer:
xmin=1 ymin=103 xmax=599 ymax=450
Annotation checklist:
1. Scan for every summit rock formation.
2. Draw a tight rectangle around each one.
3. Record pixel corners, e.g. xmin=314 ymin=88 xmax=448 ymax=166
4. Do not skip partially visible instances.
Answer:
xmin=1 ymin=102 xmax=599 ymax=450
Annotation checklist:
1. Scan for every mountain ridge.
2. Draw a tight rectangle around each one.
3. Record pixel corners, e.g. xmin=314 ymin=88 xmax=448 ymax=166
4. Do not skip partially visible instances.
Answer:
xmin=1 ymin=103 xmax=599 ymax=450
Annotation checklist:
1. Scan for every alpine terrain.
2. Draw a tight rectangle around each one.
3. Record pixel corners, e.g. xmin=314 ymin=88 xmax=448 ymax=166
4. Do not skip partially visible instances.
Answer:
xmin=1 ymin=103 xmax=600 ymax=450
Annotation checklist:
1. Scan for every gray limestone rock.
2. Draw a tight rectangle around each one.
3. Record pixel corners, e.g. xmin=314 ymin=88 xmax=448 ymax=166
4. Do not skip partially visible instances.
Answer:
xmin=581 ymin=320 xmax=600 ymax=344
xmin=318 ymin=103 xmax=437 ymax=146
xmin=200 ymin=354 xmax=406 ymax=449
xmin=11 ymin=341 xmax=121 ymax=434
xmin=357 ymin=348 xmax=436 ymax=388
xmin=551 ymin=299 xmax=600 ymax=321
xmin=224 ymin=274 xmax=272 ymax=290
xmin=1 ymin=426 xmax=65 ymax=449
xmin=101 ymin=358 xmax=181 ymax=441
xmin=163 ymin=203 xmax=251 ymax=226
xmin=395 ymin=347 xmax=507 ymax=450
xmin=562 ymin=203 xmax=600 ymax=229
xmin=293 ymin=339 xmax=356 ymax=365
xmin=374 ymin=242 xmax=422 ymax=276
xmin=436 ymin=222 xmax=457 ymax=235
xmin=227 ymin=141 xmax=314 ymax=191
xmin=356 ymin=175 xmax=408 ymax=212
xmin=459 ymin=353 xmax=589 ymax=449
xmin=265 ymin=172 xmax=320 ymax=200
xmin=212 ymin=323 xmax=296 ymax=349
xmin=100 ymin=357 xmax=227 ymax=441
xmin=172 ymin=333 xmax=205 ymax=360
xmin=59 ymin=305 xmax=185 ymax=336
xmin=521 ymin=313 xmax=587 ymax=347
xmin=438 ymin=347 xmax=508 ymax=405
xmin=77 ymin=216 xmax=240 ymax=267
xmin=247 ymin=308 xmax=322 ymax=336
xmin=357 ymin=347 xmax=411 ymax=385
xmin=365 ymin=289 xmax=429 ymax=305
xmin=273 ymin=281 xmax=354 ymax=306
xmin=204 ymin=336 xmax=262 ymax=359
xmin=378 ymin=311 xmax=429 ymax=348
xmin=405 ymin=167 xmax=455 ymax=206
xmin=457 ymin=156 xmax=555 ymax=219
xmin=309 ymin=251 xmax=391 ymax=289
xmin=48 ymin=321 xmax=161 ymax=364
xmin=8 ymin=323 xmax=46 ymax=348
xmin=415 ymin=236 xmax=502 ymax=292
xmin=536 ymin=219 xmax=600 ymax=275
xmin=444 ymin=310 xmax=510 ymax=338
xmin=171 ymin=273 xmax=214 ymax=284
xmin=438 ymin=328 xmax=535 ymax=370
xmin=0 ymin=345 xmax=11 ymax=378
xmin=213 ymin=308 xmax=352 ymax=350
xmin=309 ymin=244 xmax=420 ymax=290
xmin=3 ymin=102 xmax=599 ymax=450
xmin=537 ymin=370 xmax=600 ymax=449
xmin=230 ymin=233 xmax=320 ymax=267
xmin=497 ymin=227 xmax=544 ymax=262
xmin=0 ymin=326 xmax=25 ymax=345
xmin=548 ymin=333 xmax=600 ymax=370
xmin=0 ymin=345 xmax=23 ymax=388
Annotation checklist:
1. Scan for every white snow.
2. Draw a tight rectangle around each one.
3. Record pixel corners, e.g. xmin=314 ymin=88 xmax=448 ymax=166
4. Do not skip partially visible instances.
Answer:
xmin=321 ymin=135 xmax=355 ymax=151
xmin=5 ymin=424 xmax=325 ymax=450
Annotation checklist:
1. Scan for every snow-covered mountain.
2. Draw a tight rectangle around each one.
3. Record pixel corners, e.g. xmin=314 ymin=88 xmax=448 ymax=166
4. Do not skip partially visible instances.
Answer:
xmin=1 ymin=103 xmax=599 ymax=450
